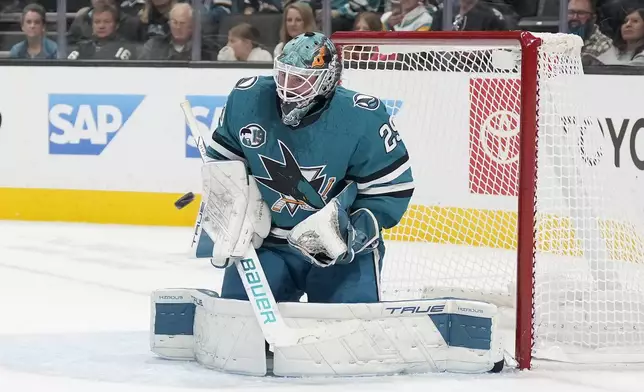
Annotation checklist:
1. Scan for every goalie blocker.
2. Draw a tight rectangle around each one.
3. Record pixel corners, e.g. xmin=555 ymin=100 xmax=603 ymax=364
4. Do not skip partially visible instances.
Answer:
xmin=150 ymin=289 xmax=505 ymax=376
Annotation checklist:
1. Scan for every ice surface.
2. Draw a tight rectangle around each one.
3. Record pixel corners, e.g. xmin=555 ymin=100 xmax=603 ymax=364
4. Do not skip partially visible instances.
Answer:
xmin=1 ymin=220 xmax=643 ymax=391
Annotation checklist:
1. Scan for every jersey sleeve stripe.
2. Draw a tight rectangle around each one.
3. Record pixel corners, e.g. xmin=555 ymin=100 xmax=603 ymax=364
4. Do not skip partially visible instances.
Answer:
xmin=209 ymin=140 xmax=246 ymax=162
xmin=357 ymin=181 xmax=415 ymax=196
xmin=346 ymin=153 xmax=409 ymax=184
xmin=356 ymin=160 xmax=412 ymax=190
xmin=212 ymin=133 xmax=245 ymax=158
xmin=356 ymin=188 xmax=414 ymax=200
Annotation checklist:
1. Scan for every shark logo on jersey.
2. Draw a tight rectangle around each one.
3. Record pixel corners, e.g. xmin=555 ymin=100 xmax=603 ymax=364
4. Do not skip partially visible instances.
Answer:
xmin=353 ymin=94 xmax=380 ymax=111
xmin=239 ymin=123 xmax=266 ymax=148
xmin=255 ymin=140 xmax=336 ymax=216
xmin=235 ymin=76 xmax=259 ymax=90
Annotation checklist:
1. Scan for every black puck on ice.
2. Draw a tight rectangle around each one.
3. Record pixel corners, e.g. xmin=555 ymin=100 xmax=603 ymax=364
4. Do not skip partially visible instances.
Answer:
xmin=174 ymin=192 xmax=195 ymax=209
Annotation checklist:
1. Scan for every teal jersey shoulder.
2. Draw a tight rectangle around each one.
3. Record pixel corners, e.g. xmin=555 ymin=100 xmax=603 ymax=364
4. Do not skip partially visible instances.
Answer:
xmin=207 ymin=75 xmax=414 ymax=232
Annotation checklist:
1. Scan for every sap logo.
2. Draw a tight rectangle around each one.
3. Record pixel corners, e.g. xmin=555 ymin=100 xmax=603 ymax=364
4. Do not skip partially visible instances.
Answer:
xmin=385 ymin=304 xmax=446 ymax=315
xmin=185 ymin=95 xmax=227 ymax=158
xmin=381 ymin=99 xmax=404 ymax=116
xmin=159 ymin=295 xmax=184 ymax=300
xmin=458 ymin=307 xmax=484 ymax=314
xmin=48 ymin=94 xmax=145 ymax=155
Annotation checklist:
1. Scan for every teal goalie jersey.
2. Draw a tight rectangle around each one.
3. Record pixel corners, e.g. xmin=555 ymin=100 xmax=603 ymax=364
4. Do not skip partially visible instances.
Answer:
xmin=206 ymin=76 xmax=414 ymax=238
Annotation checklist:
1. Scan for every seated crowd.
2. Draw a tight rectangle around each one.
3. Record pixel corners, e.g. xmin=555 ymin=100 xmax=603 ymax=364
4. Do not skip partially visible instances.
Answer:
xmin=1 ymin=0 xmax=643 ymax=65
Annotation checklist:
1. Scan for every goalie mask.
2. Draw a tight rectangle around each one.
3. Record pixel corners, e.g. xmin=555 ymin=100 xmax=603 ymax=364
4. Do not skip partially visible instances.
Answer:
xmin=274 ymin=32 xmax=342 ymax=126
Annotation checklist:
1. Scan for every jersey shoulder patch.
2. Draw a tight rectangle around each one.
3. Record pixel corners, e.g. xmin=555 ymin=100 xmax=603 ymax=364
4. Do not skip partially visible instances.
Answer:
xmin=234 ymin=76 xmax=259 ymax=90
xmin=352 ymin=93 xmax=381 ymax=111
xmin=231 ymin=75 xmax=275 ymax=97
xmin=228 ymin=75 xmax=274 ymax=109
xmin=330 ymin=88 xmax=392 ymax=145
xmin=239 ymin=123 xmax=267 ymax=148
xmin=332 ymin=87 xmax=389 ymax=125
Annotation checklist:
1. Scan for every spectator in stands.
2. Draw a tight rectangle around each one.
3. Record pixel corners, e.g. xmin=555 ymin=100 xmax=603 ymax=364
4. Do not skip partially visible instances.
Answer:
xmin=121 ymin=0 xmax=146 ymax=16
xmin=273 ymin=2 xmax=316 ymax=58
xmin=138 ymin=0 xmax=180 ymax=39
xmin=9 ymin=3 xmax=57 ymax=59
xmin=347 ymin=11 xmax=382 ymax=61
xmin=431 ymin=0 xmax=507 ymax=31
xmin=345 ymin=11 xmax=398 ymax=61
xmin=67 ymin=2 xmax=138 ymax=59
xmin=68 ymin=0 xmax=140 ymax=45
xmin=242 ymin=0 xmax=281 ymax=14
xmin=302 ymin=0 xmax=381 ymax=32
xmin=135 ymin=0 xmax=218 ymax=52
xmin=205 ymin=0 xmax=232 ymax=33
xmin=139 ymin=3 xmax=209 ymax=59
xmin=568 ymin=0 xmax=612 ymax=65
xmin=596 ymin=0 xmax=644 ymax=39
xmin=217 ymin=22 xmax=272 ymax=61
xmin=1 ymin=0 xmax=22 ymax=13
xmin=382 ymin=0 xmax=433 ymax=31
xmin=354 ymin=10 xmax=383 ymax=31
xmin=597 ymin=8 xmax=644 ymax=65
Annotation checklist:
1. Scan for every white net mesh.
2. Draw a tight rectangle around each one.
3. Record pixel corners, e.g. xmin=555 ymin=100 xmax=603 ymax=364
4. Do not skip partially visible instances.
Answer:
xmin=336 ymin=32 xmax=644 ymax=365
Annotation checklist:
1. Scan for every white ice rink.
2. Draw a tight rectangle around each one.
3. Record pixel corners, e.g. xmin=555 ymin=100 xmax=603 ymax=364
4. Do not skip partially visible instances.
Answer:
xmin=1 ymin=220 xmax=643 ymax=392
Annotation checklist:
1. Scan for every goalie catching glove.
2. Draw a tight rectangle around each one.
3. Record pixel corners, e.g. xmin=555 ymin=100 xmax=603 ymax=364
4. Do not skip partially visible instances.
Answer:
xmin=194 ymin=160 xmax=271 ymax=268
xmin=287 ymin=181 xmax=380 ymax=268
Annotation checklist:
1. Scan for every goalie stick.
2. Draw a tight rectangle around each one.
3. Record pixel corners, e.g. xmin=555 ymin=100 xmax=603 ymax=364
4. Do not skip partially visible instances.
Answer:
xmin=179 ymin=101 xmax=360 ymax=347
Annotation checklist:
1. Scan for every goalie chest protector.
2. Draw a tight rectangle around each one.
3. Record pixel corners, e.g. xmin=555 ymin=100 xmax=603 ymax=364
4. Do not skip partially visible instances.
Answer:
xmin=208 ymin=76 xmax=408 ymax=230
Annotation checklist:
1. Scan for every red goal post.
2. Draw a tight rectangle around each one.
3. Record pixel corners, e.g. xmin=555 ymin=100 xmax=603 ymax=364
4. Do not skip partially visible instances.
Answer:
xmin=331 ymin=31 xmax=644 ymax=370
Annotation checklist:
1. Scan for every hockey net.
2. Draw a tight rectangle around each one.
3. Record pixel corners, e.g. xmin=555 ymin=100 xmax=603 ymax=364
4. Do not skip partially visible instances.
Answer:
xmin=332 ymin=31 xmax=644 ymax=369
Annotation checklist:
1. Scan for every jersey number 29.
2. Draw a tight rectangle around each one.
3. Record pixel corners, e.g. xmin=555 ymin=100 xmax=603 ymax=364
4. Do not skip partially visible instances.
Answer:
xmin=379 ymin=118 xmax=401 ymax=154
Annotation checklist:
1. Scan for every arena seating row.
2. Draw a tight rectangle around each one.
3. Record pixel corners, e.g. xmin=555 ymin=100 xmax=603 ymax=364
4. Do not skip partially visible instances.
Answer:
xmin=0 ymin=11 xmax=282 ymax=59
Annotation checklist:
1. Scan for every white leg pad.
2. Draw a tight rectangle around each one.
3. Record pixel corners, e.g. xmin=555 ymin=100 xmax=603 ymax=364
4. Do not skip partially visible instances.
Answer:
xmin=150 ymin=288 xmax=267 ymax=375
xmin=193 ymin=298 xmax=267 ymax=376
xmin=154 ymin=292 xmax=505 ymax=376
xmin=150 ymin=288 xmax=201 ymax=360
xmin=271 ymin=299 xmax=504 ymax=376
